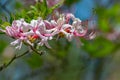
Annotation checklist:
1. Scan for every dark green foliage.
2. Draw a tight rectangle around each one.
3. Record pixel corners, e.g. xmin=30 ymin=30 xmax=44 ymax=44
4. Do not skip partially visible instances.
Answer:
xmin=10 ymin=0 xmax=63 ymax=23
xmin=96 ymin=4 xmax=120 ymax=32
xmin=64 ymin=0 xmax=80 ymax=6
xmin=25 ymin=53 xmax=43 ymax=69
xmin=81 ymin=37 xmax=116 ymax=57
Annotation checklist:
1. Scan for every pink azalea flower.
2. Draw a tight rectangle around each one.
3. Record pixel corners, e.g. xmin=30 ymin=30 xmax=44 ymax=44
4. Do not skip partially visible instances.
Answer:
xmin=57 ymin=13 xmax=87 ymax=41
xmin=4 ymin=13 xmax=92 ymax=50
xmin=29 ymin=18 xmax=54 ymax=48
xmin=5 ymin=19 xmax=31 ymax=49
xmin=72 ymin=18 xmax=87 ymax=37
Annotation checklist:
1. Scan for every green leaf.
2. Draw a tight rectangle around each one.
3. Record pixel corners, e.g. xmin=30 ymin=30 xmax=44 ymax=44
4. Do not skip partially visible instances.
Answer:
xmin=30 ymin=5 xmax=38 ymax=12
xmin=49 ymin=0 xmax=64 ymax=14
xmin=43 ymin=0 xmax=48 ymax=9
xmin=10 ymin=14 xmax=15 ymax=24
xmin=1 ymin=22 xmax=11 ymax=29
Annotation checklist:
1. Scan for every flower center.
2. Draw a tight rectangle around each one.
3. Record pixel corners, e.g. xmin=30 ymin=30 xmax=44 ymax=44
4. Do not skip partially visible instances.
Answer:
xmin=28 ymin=34 xmax=39 ymax=42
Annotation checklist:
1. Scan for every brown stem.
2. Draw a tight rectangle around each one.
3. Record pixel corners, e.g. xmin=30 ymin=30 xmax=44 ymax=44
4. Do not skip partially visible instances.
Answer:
xmin=29 ymin=45 xmax=44 ymax=56
xmin=0 ymin=50 xmax=29 ymax=71
xmin=24 ymin=42 xmax=44 ymax=56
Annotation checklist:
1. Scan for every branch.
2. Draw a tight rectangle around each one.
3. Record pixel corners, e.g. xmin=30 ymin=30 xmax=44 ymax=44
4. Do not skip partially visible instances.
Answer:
xmin=0 ymin=50 xmax=29 ymax=71
xmin=23 ymin=42 xmax=44 ymax=56
xmin=29 ymin=45 xmax=44 ymax=56
xmin=0 ymin=38 xmax=44 ymax=71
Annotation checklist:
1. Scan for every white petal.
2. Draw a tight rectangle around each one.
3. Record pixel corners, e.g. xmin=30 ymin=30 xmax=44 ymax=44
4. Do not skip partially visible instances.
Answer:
xmin=30 ymin=20 xmax=37 ymax=27
xmin=48 ymin=36 xmax=53 ymax=40
xmin=44 ymin=41 xmax=51 ymax=48
xmin=10 ymin=39 xmax=20 ymax=46
xmin=36 ymin=31 xmax=47 ymax=40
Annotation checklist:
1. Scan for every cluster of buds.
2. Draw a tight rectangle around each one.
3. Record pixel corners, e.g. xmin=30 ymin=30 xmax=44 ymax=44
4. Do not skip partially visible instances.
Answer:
xmin=3 ymin=13 xmax=91 ymax=49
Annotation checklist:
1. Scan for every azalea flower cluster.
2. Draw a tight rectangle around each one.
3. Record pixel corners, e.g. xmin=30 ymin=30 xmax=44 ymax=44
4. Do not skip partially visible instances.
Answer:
xmin=4 ymin=13 xmax=88 ymax=49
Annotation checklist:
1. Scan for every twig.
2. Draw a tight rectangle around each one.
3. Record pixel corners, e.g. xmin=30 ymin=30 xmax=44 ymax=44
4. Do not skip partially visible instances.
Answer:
xmin=0 ymin=50 xmax=29 ymax=72
xmin=29 ymin=45 xmax=44 ymax=56
xmin=0 ymin=38 xmax=44 ymax=71
xmin=23 ymin=42 xmax=44 ymax=56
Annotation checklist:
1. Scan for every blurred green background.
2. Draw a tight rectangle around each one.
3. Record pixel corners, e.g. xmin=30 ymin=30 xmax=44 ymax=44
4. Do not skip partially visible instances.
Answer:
xmin=0 ymin=0 xmax=120 ymax=80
